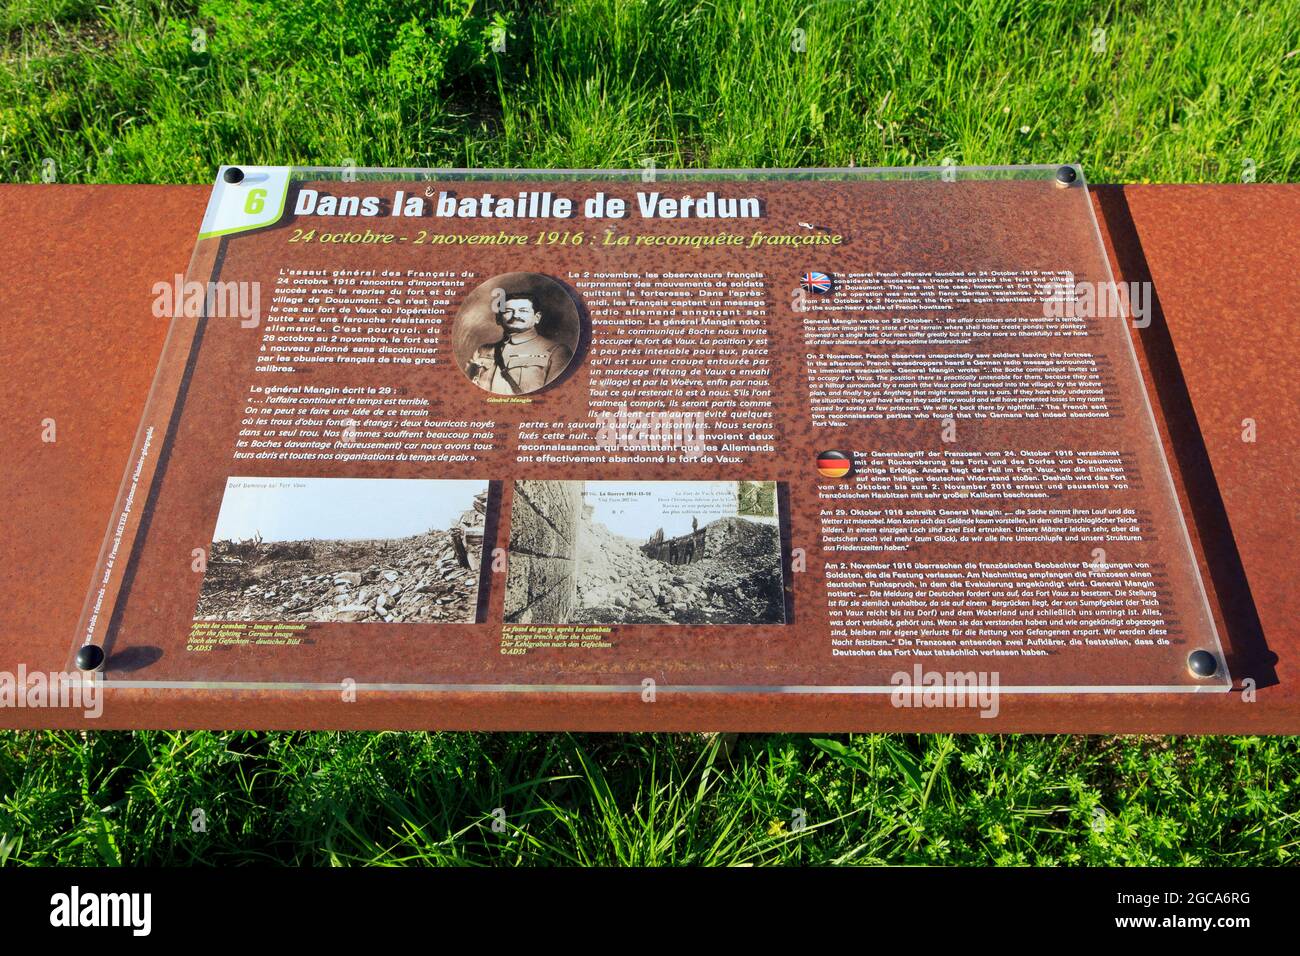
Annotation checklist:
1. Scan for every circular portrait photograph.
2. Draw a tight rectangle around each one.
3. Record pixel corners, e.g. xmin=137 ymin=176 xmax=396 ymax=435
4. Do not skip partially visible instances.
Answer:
xmin=452 ymin=272 xmax=583 ymax=396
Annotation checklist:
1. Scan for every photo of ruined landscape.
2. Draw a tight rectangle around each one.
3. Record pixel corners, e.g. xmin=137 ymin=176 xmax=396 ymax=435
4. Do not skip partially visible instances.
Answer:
xmin=195 ymin=477 xmax=489 ymax=624
xmin=503 ymin=480 xmax=785 ymax=626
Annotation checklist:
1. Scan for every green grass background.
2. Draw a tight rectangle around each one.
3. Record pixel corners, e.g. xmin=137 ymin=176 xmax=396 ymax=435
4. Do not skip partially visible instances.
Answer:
xmin=2 ymin=0 xmax=1297 ymax=864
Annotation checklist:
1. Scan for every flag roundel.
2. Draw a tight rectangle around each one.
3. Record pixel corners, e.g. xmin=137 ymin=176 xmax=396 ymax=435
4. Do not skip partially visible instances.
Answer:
xmin=816 ymin=450 xmax=852 ymax=478
xmin=800 ymin=271 xmax=834 ymax=294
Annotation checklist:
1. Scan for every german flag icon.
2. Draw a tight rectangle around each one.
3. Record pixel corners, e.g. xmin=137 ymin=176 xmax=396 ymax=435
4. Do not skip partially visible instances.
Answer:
xmin=816 ymin=450 xmax=853 ymax=479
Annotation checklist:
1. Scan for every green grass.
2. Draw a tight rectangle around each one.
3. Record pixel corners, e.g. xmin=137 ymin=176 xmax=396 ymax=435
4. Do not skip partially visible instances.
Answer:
xmin=1 ymin=0 xmax=1296 ymax=182
xmin=3 ymin=732 xmax=1297 ymax=865
xmin=1 ymin=0 xmax=1298 ymax=866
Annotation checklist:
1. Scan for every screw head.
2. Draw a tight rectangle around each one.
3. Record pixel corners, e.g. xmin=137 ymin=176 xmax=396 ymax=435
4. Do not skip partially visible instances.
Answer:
xmin=1187 ymin=649 xmax=1218 ymax=678
xmin=222 ymin=166 xmax=244 ymax=184
xmin=1055 ymin=165 xmax=1078 ymax=185
xmin=76 ymin=644 xmax=105 ymax=671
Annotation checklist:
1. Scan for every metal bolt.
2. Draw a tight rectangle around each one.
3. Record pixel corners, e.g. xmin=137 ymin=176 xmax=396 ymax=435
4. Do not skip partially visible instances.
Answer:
xmin=76 ymin=644 xmax=105 ymax=671
xmin=1187 ymin=649 xmax=1218 ymax=678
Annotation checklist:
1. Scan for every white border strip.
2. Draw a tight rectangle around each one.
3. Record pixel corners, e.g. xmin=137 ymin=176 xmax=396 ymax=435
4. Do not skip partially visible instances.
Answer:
xmin=99 ymin=680 xmax=1227 ymax=694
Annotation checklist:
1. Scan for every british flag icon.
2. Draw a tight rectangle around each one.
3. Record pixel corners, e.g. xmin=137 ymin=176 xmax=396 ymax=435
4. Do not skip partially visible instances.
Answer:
xmin=799 ymin=271 xmax=834 ymax=294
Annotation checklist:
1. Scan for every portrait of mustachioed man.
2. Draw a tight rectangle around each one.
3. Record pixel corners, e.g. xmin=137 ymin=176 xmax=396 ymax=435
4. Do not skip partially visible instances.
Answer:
xmin=451 ymin=272 xmax=583 ymax=396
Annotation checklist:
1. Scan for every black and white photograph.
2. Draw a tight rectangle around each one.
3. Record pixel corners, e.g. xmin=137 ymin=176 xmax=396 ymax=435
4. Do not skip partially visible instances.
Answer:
xmin=195 ymin=477 xmax=489 ymax=624
xmin=451 ymin=271 xmax=583 ymax=396
xmin=504 ymin=479 xmax=785 ymax=626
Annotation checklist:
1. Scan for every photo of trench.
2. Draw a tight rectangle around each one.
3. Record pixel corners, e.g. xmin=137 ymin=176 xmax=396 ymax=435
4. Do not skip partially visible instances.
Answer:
xmin=194 ymin=477 xmax=489 ymax=624
xmin=503 ymin=480 xmax=786 ymax=626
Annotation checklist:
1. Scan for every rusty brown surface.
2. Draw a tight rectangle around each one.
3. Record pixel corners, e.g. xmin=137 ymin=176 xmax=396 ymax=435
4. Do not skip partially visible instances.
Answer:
xmin=0 ymin=181 xmax=1294 ymax=731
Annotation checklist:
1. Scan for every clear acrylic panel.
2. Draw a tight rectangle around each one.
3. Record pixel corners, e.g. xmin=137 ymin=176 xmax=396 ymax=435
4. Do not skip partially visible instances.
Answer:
xmin=73 ymin=165 xmax=1229 ymax=693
